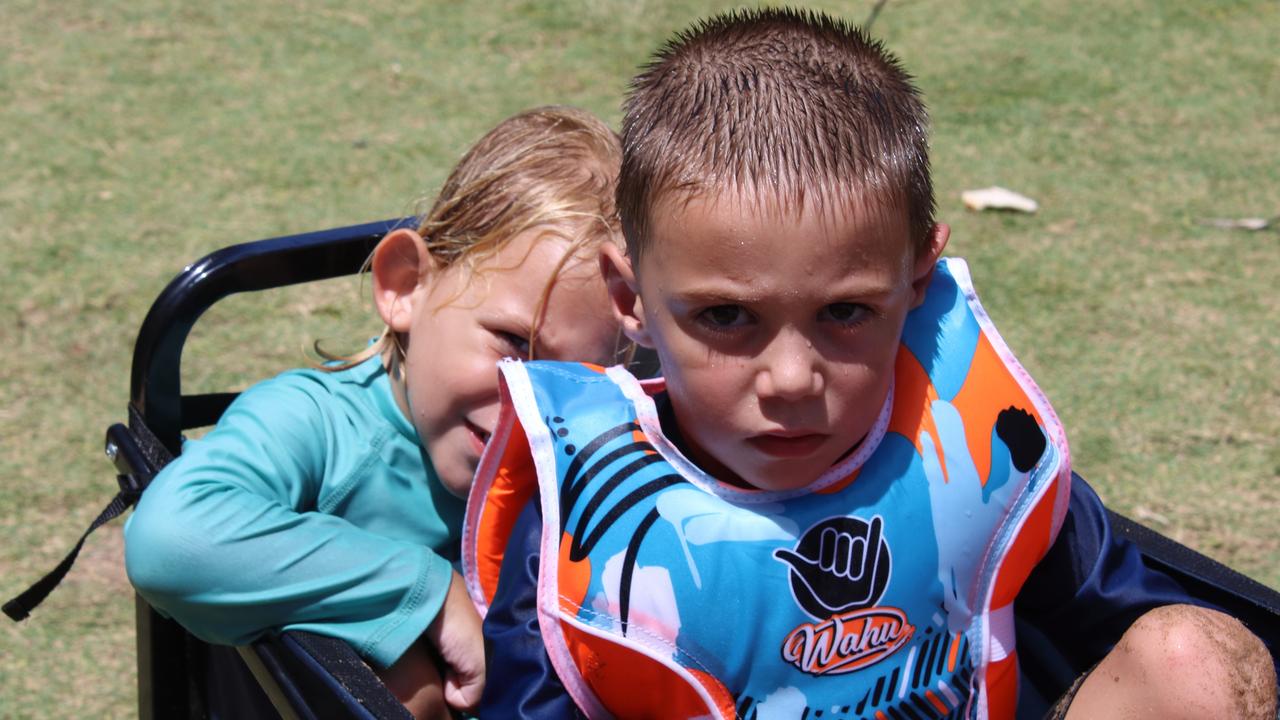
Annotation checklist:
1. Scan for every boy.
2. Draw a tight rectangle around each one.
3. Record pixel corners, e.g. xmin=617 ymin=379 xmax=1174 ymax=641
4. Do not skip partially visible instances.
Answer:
xmin=464 ymin=8 xmax=1275 ymax=718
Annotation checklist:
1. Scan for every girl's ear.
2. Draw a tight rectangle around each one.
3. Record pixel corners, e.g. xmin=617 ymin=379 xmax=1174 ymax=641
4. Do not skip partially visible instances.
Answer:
xmin=599 ymin=243 xmax=654 ymax=348
xmin=372 ymin=229 xmax=437 ymax=332
xmin=911 ymin=223 xmax=951 ymax=307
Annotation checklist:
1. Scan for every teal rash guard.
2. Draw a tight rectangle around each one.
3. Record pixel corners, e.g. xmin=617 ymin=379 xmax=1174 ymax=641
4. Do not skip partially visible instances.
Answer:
xmin=124 ymin=355 xmax=464 ymax=668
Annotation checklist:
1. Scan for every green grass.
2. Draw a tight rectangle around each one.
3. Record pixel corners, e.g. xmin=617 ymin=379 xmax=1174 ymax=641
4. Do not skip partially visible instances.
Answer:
xmin=2 ymin=1 xmax=1276 ymax=716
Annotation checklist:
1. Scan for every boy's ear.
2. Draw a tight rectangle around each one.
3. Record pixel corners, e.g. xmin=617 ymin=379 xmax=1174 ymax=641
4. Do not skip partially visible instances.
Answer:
xmin=599 ymin=243 xmax=654 ymax=348
xmin=910 ymin=223 xmax=951 ymax=307
xmin=372 ymin=228 xmax=437 ymax=332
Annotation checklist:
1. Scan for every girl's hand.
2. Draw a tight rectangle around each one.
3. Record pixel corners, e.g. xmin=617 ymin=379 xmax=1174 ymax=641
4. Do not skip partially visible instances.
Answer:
xmin=425 ymin=571 xmax=486 ymax=713
xmin=377 ymin=639 xmax=448 ymax=719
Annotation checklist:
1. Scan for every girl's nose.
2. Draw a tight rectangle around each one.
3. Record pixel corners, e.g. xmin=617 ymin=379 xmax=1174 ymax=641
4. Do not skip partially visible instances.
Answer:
xmin=754 ymin=334 xmax=824 ymax=401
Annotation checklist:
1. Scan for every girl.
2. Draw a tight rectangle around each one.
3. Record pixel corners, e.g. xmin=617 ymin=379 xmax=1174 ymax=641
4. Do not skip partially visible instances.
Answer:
xmin=123 ymin=106 xmax=623 ymax=719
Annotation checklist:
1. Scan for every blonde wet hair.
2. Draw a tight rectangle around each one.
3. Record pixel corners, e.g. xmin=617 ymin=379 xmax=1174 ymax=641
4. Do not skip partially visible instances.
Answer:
xmin=320 ymin=105 xmax=622 ymax=370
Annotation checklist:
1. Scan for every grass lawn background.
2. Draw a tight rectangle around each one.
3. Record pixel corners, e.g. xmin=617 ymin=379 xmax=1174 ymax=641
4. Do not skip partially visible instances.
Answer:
xmin=2 ymin=1 xmax=1276 ymax=716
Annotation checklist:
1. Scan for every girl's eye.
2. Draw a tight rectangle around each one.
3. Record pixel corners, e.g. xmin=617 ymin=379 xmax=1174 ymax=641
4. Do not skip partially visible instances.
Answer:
xmin=821 ymin=302 xmax=871 ymax=325
xmin=495 ymin=331 xmax=531 ymax=358
xmin=699 ymin=305 xmax=751 ymax=329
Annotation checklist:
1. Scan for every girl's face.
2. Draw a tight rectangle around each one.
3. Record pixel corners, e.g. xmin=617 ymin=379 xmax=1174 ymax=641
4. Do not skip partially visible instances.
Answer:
xmin=397 ymin=228 xmax=618 ymax=497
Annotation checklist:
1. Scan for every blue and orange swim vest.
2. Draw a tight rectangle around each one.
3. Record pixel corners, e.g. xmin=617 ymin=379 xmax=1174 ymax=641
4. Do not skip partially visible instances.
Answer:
xmin=464 ymin=258 xmax=1072 ymax=719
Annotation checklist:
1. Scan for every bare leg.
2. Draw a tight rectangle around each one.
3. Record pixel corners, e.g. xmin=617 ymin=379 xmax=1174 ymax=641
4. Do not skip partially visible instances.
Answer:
xmin=1063 ymin=604 xmax=1276 ymax=720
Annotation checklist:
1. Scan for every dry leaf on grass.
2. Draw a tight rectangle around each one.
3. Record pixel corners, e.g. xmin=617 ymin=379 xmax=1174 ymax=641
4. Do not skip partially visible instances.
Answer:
xmin=1198 ymin=216 xmax=1274 ymax=231
xmin=961 ymin=186 xmax=1039 ymax=213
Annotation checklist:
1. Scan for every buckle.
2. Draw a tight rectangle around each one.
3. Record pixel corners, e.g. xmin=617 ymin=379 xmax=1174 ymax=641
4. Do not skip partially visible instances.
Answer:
xmin=116 ymin=473 xmax=144 ymax=502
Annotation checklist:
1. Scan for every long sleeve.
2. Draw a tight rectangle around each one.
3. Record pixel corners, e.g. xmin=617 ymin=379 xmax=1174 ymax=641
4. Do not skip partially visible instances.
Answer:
xmin=124 ymin=361 xmax=463 ymax=668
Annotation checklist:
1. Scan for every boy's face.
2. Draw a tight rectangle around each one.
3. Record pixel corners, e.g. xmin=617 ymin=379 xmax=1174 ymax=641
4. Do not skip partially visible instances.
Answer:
xmin=606 ymin=192 xmax=946 ymax=492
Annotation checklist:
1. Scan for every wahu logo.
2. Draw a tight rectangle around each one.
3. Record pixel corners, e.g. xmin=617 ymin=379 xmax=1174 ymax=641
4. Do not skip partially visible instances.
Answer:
xmin=781 ymin=607 xmax=913 ymax=675
xmin=774 ymin=515 xmax=914 ymax=675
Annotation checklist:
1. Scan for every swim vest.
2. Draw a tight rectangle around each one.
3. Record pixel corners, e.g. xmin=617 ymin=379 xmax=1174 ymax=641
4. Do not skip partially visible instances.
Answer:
xmin=464 ymin=258 xmax=1071 ymax=720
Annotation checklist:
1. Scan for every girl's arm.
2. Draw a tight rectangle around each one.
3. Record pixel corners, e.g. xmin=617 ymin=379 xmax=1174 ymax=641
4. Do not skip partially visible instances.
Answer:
xmin=123 ymin=369 xmax=456 ymax=669
xmin=380 ymin=571 xmax=484 ymax=719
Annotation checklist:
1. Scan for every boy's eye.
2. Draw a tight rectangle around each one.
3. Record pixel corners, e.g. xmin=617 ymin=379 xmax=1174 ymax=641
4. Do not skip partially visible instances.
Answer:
xmin=821 ymin=302 xmax=870 ymax=325
xmin=699 ymin=305 xmax=751 ymax=328
xmin=495 ymin=331 xmax=531 ymax=358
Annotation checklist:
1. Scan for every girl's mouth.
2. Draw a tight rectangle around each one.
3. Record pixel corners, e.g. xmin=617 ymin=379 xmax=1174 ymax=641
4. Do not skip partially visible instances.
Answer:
xmin=465 ymin=420 xmax=491 ymax=455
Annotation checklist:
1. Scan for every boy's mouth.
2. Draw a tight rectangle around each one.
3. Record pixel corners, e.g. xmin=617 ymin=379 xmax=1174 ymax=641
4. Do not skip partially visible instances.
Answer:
xmin=746 ymin=432 xmax=829 ymax=458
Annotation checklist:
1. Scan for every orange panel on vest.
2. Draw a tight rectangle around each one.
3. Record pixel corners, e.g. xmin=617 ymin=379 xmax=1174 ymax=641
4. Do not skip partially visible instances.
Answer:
xmin=476 ymin=417 xmax=537 ymax=605
xmin=558 ymin=531 xmax=592 ymax=613
xmin=991 ymin=475 xmax=1065 ymax=608
xmin=986 ymin=653 xmax=1019 ymax=720
xmin=560 ymin=619 xmax=730 ymax=719
xmin=889 ymin=345 xmax=945 ymax=479
xmin=951 ymin=333 xmax=1044 ymax=486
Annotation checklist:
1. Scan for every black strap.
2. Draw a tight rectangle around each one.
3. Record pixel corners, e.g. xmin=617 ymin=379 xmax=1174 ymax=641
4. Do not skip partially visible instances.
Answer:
xmin=4 ymin=485 xmax=140 ymax=621
xmin=5 ymin=410 xmax=173 ymax=622
xmin=126 ymin=403 xmax=176 ymax=479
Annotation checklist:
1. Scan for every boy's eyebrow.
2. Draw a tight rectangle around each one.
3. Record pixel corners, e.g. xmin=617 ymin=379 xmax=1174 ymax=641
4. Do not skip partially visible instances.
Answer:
xmin=668 ymin=285 xmax=765 ymax=305
xmin=667 ymin=277 xmax=901 ymax=304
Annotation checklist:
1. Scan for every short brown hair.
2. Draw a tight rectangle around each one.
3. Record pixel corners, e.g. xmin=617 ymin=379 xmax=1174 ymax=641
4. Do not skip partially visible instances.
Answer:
xmin=618 ymin=7 xmax=933 ymax=259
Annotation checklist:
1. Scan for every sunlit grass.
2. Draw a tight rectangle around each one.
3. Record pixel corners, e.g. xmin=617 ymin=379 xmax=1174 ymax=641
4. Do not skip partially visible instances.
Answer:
xmin=2 ymin=1 xmax=1275 ymax=715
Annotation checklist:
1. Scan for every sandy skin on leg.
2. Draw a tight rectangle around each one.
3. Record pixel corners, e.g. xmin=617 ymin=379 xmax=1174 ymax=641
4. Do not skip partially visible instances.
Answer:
xmin=1063 ymin=604 xmax=1276 ymax=720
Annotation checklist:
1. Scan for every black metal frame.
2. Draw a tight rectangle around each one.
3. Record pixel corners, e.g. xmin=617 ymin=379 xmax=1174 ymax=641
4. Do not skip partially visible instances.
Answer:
xmin=1107 ymin=510 xmax=1280 ymax=648
xmin=112 ymin=219 xmax=412 ymax=719
xmin=108 ymin=220 xmax=1279 ymax=719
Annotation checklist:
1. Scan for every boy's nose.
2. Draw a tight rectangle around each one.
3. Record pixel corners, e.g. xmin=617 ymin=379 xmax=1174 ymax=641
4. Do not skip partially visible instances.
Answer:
xmin=755 ymin=334 xmax=824 ymax=401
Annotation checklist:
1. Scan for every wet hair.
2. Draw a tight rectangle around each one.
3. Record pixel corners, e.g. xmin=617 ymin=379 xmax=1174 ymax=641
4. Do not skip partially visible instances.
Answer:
xmin=321 ymin=105 xmax=622 ymax=369
xmin=618 ymin=7 xmax=934 ymax=259
xmin=415 ymin=105 xmax=621 ymax=273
